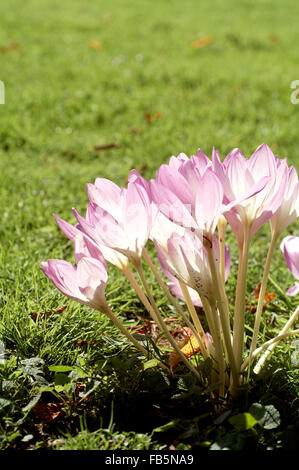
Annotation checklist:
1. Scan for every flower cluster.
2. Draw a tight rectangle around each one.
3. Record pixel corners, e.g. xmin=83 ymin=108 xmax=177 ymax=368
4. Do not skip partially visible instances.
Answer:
xmin=41 ymin=144 xmax=299 ymax=397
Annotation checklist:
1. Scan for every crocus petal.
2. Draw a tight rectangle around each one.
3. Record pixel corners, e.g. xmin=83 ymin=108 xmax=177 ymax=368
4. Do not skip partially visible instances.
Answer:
xmin=280 ymin=236 xmax=299 ymax=280
xmin=247 ymin=143 xmax=276 ymax=180
xmin=270 ymin=166 xmax=299 ymax=235
xmin=123 ymin=181 xmax=152 ymax=257
xmin=156 ymin=164 xmax=194 ymax=205
xmin=195 ymin=169 xmax=223 ymax=234
xmin=41 ymin=259 xmax=86 ymax=303
xmin=76 ymin=257 xmax=107 ymax=310
xmin=85 ymin=204 xmax=128 ymax=269
xmin=87 ymin=178 xmax=122 ymax=221
xmin=286 ymin=284 xmax=299 ymax=296
xmin=150 ymin=180 xmax=197 ymax=229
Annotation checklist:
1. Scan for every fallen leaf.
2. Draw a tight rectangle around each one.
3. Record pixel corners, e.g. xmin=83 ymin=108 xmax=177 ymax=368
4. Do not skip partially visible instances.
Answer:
xmin=249 ymin=283 xmax=275 ymax=313
xmin=61 ymin=149 xmax=77 ymax=159
xmin=30 ymin=305 xmax=67 ymax=321
xmin=145 ymin=111 xmax=163 ymax=124
xmin=88 ymin=39 xmax=102 ymax=50
xmin=129 ymin=125 xmax=141 ymax=134
xmin=0 ymin=42 xmax=19 ymax=54
xmin=253 ymin=283 xmax=275 ymax=302
xmin=94 ymin=142 xmax=120 ymax=151
xmin=169 ymin=334 xmax=204 ymax=370
xmin=33 ymin=403 xmax=64 ymax=424
xmin=268 ymin=34 xmax=279 ymax=43
xmin=191 ymin=36 xmax=212 ymax=49
xmin=145 ymin=111 xmax=154 ymax=124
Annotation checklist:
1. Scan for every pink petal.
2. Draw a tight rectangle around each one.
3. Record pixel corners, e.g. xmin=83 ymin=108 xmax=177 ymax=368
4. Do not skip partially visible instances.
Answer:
xmin=87 ymin=178 xmax=122 ymax=221
xmin=281 ymin=236 xmax=299 ymax=280
xmin=150 ymin=180 xmax=197 ymax=230
xmin=195 ymin=169 xmax=223 ymax=234
xmin=156 ymin=164 xmax=194 ymax=205
xmin=286 ymin=284 xmax=299 ymax=296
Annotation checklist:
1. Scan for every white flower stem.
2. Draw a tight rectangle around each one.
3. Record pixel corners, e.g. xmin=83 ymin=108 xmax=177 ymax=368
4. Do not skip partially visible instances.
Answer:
xmin=252 ymin=305 xmax=299 ymax=374
xmin=135 ymin=261 xmax=202 ymax=381
xmin=249 ymin=231 xmax=278 ymax=357
xmin=178 ymin=280 xmax=209 ymax=359
xmin=202 ymin=296 xmax=227 ymax=396
xmin=205 ymin=242 xmax=239 ymax=390
xmin=241 ymin=329 xmax=299 ymax=371
xmin=232 ymin=221 xmax=250 ymax=381
xmin=102 ymin=304 xmax=149 ymax=357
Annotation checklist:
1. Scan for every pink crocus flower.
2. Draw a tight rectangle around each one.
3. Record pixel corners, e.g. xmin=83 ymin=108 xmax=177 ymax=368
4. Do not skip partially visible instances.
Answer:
xmin=160 ymin=242 xmax=231 ymax=307
xmin=155 ymin=230 xmax=223 ymax=302
xmin=150 ymin=147 xmax=270 ymax=240
xmin=40 ymin=237 xmax=108 ymax=311
xmin=74 ymin=178 xmax=152 ymax=266
xmin=156 ymin=233 xmax=231 ymax=307
xmin=270 ymin=165 xmax=299 ymax=236
xmin=149 ymin=151 xmax=216 ymax=236
xmin=280 ymin=235 xmax=299 ymax=296
xmin=214 ymin=144 xmax=288 ymax=245
xmin=54 ymin=214 xmax=128 ymax=271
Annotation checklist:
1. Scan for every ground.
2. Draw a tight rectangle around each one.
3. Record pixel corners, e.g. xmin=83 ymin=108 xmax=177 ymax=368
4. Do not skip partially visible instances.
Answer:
xmin=0 ymin=0 xmax=298 ymax=450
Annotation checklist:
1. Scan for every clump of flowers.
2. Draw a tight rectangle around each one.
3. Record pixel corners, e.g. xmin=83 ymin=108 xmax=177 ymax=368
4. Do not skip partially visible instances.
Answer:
xmin=41 ymin=144 xmax=299 ymax=398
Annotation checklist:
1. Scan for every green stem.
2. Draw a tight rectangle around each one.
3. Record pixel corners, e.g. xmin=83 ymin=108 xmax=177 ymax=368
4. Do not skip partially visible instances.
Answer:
xmin=249 ymin=231 xmax=278 ymax=357
xmin=123 ymin=265 xmax=160 ymax=325
xmin=103 ymin=304 xmax=149 ymax=357
xmin=135 ymin=262 xmax=202 ymax=381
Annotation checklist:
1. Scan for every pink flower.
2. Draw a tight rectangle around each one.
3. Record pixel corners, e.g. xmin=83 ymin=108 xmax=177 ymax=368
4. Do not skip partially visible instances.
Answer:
xmin=155 ymin=230 xmax=224 ymax=302
xmin=270 ymin=165 xmax=299 ymax=236
xmin=150 ymin=147 xmax=270 ymax=240
xmin=40 ymin=237 xmax=108 ymax=311
xmin=157 ymin=236 xmax=231 ymax=307
xmin=54 ymin=214 xmax=128 ymax=271
xmin=280 ymin=235 xmax=299 ymax=296
xmin=74 ymin=177 xmax=152 ymax=265
xmin=215 ymin=144 xmax=288 ymax=245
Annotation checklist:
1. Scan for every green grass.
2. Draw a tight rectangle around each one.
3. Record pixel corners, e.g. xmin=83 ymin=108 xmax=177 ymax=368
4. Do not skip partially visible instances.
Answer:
xmin=0 ymin=0 xmax=298 ymax=450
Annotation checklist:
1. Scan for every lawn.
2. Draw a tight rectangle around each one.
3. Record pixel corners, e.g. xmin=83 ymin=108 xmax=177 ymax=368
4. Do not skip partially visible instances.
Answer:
xmin=0 ymin=0 xmax=298 ymax=451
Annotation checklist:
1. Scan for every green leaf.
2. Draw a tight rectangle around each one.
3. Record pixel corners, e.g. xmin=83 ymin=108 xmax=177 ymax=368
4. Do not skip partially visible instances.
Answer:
xmin=249 ymin=403 xmax=281 ymax=429
xmin=143 ymin=358 xmax=160 ymax=370
xmin=229 ymin=412 xmax=258 ymax=431
xmin=0 ymin=398 xmax=11 ymax=410
xmin=153 ymin=420 xmax=178 ymax=433
xmin=22 ymin=392 xmax=42 ymax=413
xmin=54 ymin=373 xmax=71 ymax=392
xmin=49 ymin=365 xmax=75 ymax=372
xmin=259 ymin=405 xmax=280 ymax=430
xmin=248 ymin=402 xmax=266 ymax=421
xmin=210 ymin=432 xmax=246 ymax=450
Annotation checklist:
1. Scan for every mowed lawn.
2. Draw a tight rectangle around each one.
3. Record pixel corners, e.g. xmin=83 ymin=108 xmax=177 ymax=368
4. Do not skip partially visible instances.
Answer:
xmin=0 ymin=0 xmax=298 ymax=450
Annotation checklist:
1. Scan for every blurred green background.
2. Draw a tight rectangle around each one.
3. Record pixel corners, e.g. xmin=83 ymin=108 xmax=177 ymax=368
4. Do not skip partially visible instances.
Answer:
xmin=1 ymin=0 xmax=299 ymax=263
